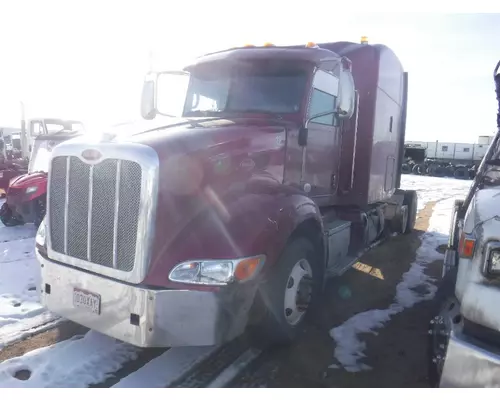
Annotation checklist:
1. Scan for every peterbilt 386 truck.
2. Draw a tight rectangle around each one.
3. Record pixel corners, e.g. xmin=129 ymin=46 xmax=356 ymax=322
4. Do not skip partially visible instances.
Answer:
xmin=35 ymin=39 xmax=417 ymax=348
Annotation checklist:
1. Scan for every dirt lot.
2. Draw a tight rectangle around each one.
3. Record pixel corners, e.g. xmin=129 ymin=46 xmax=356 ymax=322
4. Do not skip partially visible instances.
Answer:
xmin=231 ymin=202 xmax=441 ymax=387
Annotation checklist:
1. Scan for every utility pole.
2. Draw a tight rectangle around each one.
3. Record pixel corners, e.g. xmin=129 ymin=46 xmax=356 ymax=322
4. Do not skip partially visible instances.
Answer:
xmin=20 ymin=101 xmax=29 ymax=159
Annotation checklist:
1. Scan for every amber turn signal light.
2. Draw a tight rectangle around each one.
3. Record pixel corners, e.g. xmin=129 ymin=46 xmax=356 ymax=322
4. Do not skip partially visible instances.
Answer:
xmin=458 ymin=232 xmax=476 ymax=259
xmin=234 ymin=256 xmax=265 ymax=282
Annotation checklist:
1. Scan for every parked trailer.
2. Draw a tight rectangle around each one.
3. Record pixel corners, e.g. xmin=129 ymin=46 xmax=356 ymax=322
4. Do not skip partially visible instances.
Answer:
xmin=401 ymin=138 xmax=493 ymax=179
xmin=36 ymin=38 xmax=418 ymax=348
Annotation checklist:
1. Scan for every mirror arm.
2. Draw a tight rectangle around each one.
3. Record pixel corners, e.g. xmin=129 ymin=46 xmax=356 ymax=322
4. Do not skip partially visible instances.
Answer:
xmin=299 ymin=110 xmax=337 ymax=147
xmin=304 ymin=110 xmax=336 ymax=129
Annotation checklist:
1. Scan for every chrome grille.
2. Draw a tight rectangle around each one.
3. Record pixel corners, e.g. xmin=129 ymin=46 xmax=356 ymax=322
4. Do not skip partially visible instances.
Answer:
xmin=49 ymin=155 xmax=142 ymax=272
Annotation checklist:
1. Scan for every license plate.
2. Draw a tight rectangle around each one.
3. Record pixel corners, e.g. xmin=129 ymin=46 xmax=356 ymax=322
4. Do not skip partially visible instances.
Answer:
xmin=73 ymin=288 xmax=101 ymax=315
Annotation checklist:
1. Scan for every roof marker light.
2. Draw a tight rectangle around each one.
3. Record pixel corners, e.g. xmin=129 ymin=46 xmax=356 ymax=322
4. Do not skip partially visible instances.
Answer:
xmin=263 ymin=42 xmax=275 ymax=47
xmin=305 ymin=42 xmax=318 ymax=48
xmin=361 ymin=36 xmax=369 ymax=44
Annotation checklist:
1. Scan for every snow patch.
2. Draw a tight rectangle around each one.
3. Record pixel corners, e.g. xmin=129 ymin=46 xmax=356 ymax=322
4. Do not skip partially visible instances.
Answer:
xmin=0 ymin=225 xmax=46 ymax=337
xmin=0 ymin=331 xmax=139 ymax=387
xmin=329 ymin=176 xmax=470 ymax=373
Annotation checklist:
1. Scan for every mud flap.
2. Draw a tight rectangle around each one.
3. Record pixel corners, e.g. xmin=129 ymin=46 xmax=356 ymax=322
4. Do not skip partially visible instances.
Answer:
xmin=442 ymin=249 xmax=457 ymax=278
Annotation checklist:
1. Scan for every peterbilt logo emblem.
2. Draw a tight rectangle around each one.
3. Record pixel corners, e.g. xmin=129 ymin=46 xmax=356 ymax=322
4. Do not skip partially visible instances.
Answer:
xmin=81 ymin=149 xmax=102 ymax=161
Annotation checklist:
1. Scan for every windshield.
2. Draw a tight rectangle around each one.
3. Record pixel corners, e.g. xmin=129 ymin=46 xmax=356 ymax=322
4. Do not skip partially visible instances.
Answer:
xmin=28 ymin=141 xmax=53 ymax=173
xmin=156 ymin=60 xmax=309 ymax=117
xmin=45 ymin=122 xmax=84 ymax=134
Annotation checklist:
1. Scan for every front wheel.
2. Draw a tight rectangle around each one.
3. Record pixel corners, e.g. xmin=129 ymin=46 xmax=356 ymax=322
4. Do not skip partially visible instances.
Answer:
xmin=250 ymin=237 xmax=322 ymax=346
xmin=33 ymin=195 xmax=46 ymax=228
xmin=0 ymin=204 xmax=24 ymax=227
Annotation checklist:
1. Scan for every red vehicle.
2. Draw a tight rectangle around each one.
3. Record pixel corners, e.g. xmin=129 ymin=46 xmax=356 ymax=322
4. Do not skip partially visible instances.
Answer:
xmin=1 ymin=119 xmax=83 ymax=227
xmin=37 ymin=39 xmax=417 ymax=348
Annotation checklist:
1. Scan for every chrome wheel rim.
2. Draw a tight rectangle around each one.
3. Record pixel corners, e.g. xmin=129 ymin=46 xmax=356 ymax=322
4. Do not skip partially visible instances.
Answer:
xmin=284 ymin=259 xmax=313 ymax=326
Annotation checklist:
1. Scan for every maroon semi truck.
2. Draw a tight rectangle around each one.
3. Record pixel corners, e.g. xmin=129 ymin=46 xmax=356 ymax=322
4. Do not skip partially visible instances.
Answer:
xmin=36 ymin=39 xmax=417 ymax=348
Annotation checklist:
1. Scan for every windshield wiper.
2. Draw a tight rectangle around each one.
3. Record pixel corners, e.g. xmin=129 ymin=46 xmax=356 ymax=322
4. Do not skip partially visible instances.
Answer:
xmin=229 ymin=109 xmax=284 ymax=119
xmin=185 ymin=110 xmax=223 ymax=117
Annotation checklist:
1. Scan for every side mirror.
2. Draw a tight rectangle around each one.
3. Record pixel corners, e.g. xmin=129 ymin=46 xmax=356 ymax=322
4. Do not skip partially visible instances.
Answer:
xmin=337 ymin=58 xmax=355 ymax=120
xmin=141 ymin=77 xmax=157 ymax=120
xmin=140 ymin=70 xmax=190 ymax=120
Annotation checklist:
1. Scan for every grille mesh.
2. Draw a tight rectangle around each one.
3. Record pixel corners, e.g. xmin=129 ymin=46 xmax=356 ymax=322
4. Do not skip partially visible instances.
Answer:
xmin=49 ymin=155 xmax=142 ymax=273
xmin=90 ymin=160 xmax=117 ymax=268
xmin=67 ymin=157 xmax=90 ymax=261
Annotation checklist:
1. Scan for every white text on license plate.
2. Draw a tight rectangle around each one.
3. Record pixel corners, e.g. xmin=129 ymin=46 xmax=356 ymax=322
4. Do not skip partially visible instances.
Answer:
xmin=73 ymin=288 xmax=101 ymax=315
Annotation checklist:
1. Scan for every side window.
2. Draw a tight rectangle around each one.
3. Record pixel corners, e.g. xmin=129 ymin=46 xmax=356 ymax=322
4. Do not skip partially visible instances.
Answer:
xmin=309 ymin=89 xmax=336 ymax=125
xmin=308 ymin=70 xmax=339 ymax=126
xmin=442 ymin=145 xmax=448 ymax=152
xmin=31 ymin=121 xmax=43 ymax=137
xmin=464 ymin=147 xmax=470 ymax=153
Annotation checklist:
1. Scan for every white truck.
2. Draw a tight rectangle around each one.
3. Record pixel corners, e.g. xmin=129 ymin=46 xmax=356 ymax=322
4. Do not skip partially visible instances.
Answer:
xmin=429 ymin=60 xmax=500 ymax=387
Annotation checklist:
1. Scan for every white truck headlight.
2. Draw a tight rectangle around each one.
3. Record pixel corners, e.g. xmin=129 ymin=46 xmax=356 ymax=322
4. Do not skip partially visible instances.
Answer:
xmin=169 ymin=255 xmax=265 ymax=285
xmin=26 ymin=186 xmax=38 ymax=194
xmin=36 ymin=218 xmax=46 ymax=250
xmin=487 ymin=249 xmax=500 ymax=274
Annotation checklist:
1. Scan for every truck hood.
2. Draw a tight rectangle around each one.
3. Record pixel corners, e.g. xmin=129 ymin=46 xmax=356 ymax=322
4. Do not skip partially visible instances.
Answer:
xmin=10 ymin=171 xmax=47 ymax=188
xmin=464 ymin=187 xmax=500 ymax=233
xmin=60 ymin=116 xmax=293 ymax=284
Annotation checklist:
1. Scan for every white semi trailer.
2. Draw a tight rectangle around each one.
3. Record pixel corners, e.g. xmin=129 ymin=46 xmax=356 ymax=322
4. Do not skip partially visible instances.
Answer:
xmin=402 ymin=135 xmax=494 ymax=179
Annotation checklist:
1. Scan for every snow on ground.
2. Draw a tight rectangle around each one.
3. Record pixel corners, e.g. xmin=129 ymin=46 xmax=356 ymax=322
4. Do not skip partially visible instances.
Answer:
xmin=0 ymin=216 xmax=52 ymax=342
xmin=0 ymin=331 xmax=139 ymax=388
xmin=329 ymin=175 xmax=472 ymax=372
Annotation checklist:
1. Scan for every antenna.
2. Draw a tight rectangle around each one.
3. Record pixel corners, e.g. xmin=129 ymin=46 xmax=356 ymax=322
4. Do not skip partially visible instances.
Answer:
xmin=495 ymin=60 xmax=500 ymax=128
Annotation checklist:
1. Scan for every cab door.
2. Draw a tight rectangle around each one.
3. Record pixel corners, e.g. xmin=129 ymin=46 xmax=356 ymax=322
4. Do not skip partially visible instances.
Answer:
xmin=303 ymin=69 xmax=341 ymax=203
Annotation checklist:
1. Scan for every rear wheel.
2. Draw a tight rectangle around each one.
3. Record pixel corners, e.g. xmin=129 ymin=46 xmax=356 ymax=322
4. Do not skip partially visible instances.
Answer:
xmin=401 ymin=164 xmax=411 ymax=174
xmin=412 ymin=163 xmax=425 ymax=175
xmin=250 ymin=237 xmax=321 ymax=346
xmin=454 ymin=167 xmax=469 ymax=180
xmin=390 ymin=204 xmax=409 ymax=234
xmin=403 ymin=190 xmax=418 ymax=234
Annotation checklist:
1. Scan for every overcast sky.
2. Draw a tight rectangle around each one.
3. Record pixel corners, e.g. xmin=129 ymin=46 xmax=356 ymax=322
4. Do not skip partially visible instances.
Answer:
xmin=1 ymin=2 xmax=499 ymax=144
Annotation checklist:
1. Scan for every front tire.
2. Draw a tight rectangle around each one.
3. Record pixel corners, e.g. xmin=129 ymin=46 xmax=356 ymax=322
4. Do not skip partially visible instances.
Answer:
xmin=251 ymin=237 xmax=322 ymax=346
xmin=0 ymin=205 xmax=24 ymax=227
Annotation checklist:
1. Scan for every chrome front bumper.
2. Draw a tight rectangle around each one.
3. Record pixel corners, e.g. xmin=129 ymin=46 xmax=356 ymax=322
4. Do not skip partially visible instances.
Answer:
xmin=38 ymin=253 xmax=255 ymax=348
xmin=440 ymin=328 xmax=500 ymax=387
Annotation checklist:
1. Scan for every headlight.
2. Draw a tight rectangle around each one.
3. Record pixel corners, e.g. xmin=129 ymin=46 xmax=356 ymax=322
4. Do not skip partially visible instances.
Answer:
xmin=26 ymin=186 xmax=38 ymax=194
xmin=36 ymin=218 xmax=46 ymax=249
xmin=487 ymin=249 xmax=500 ymax=275
xmin=169 ymin=255 xmax=266 ymax=285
